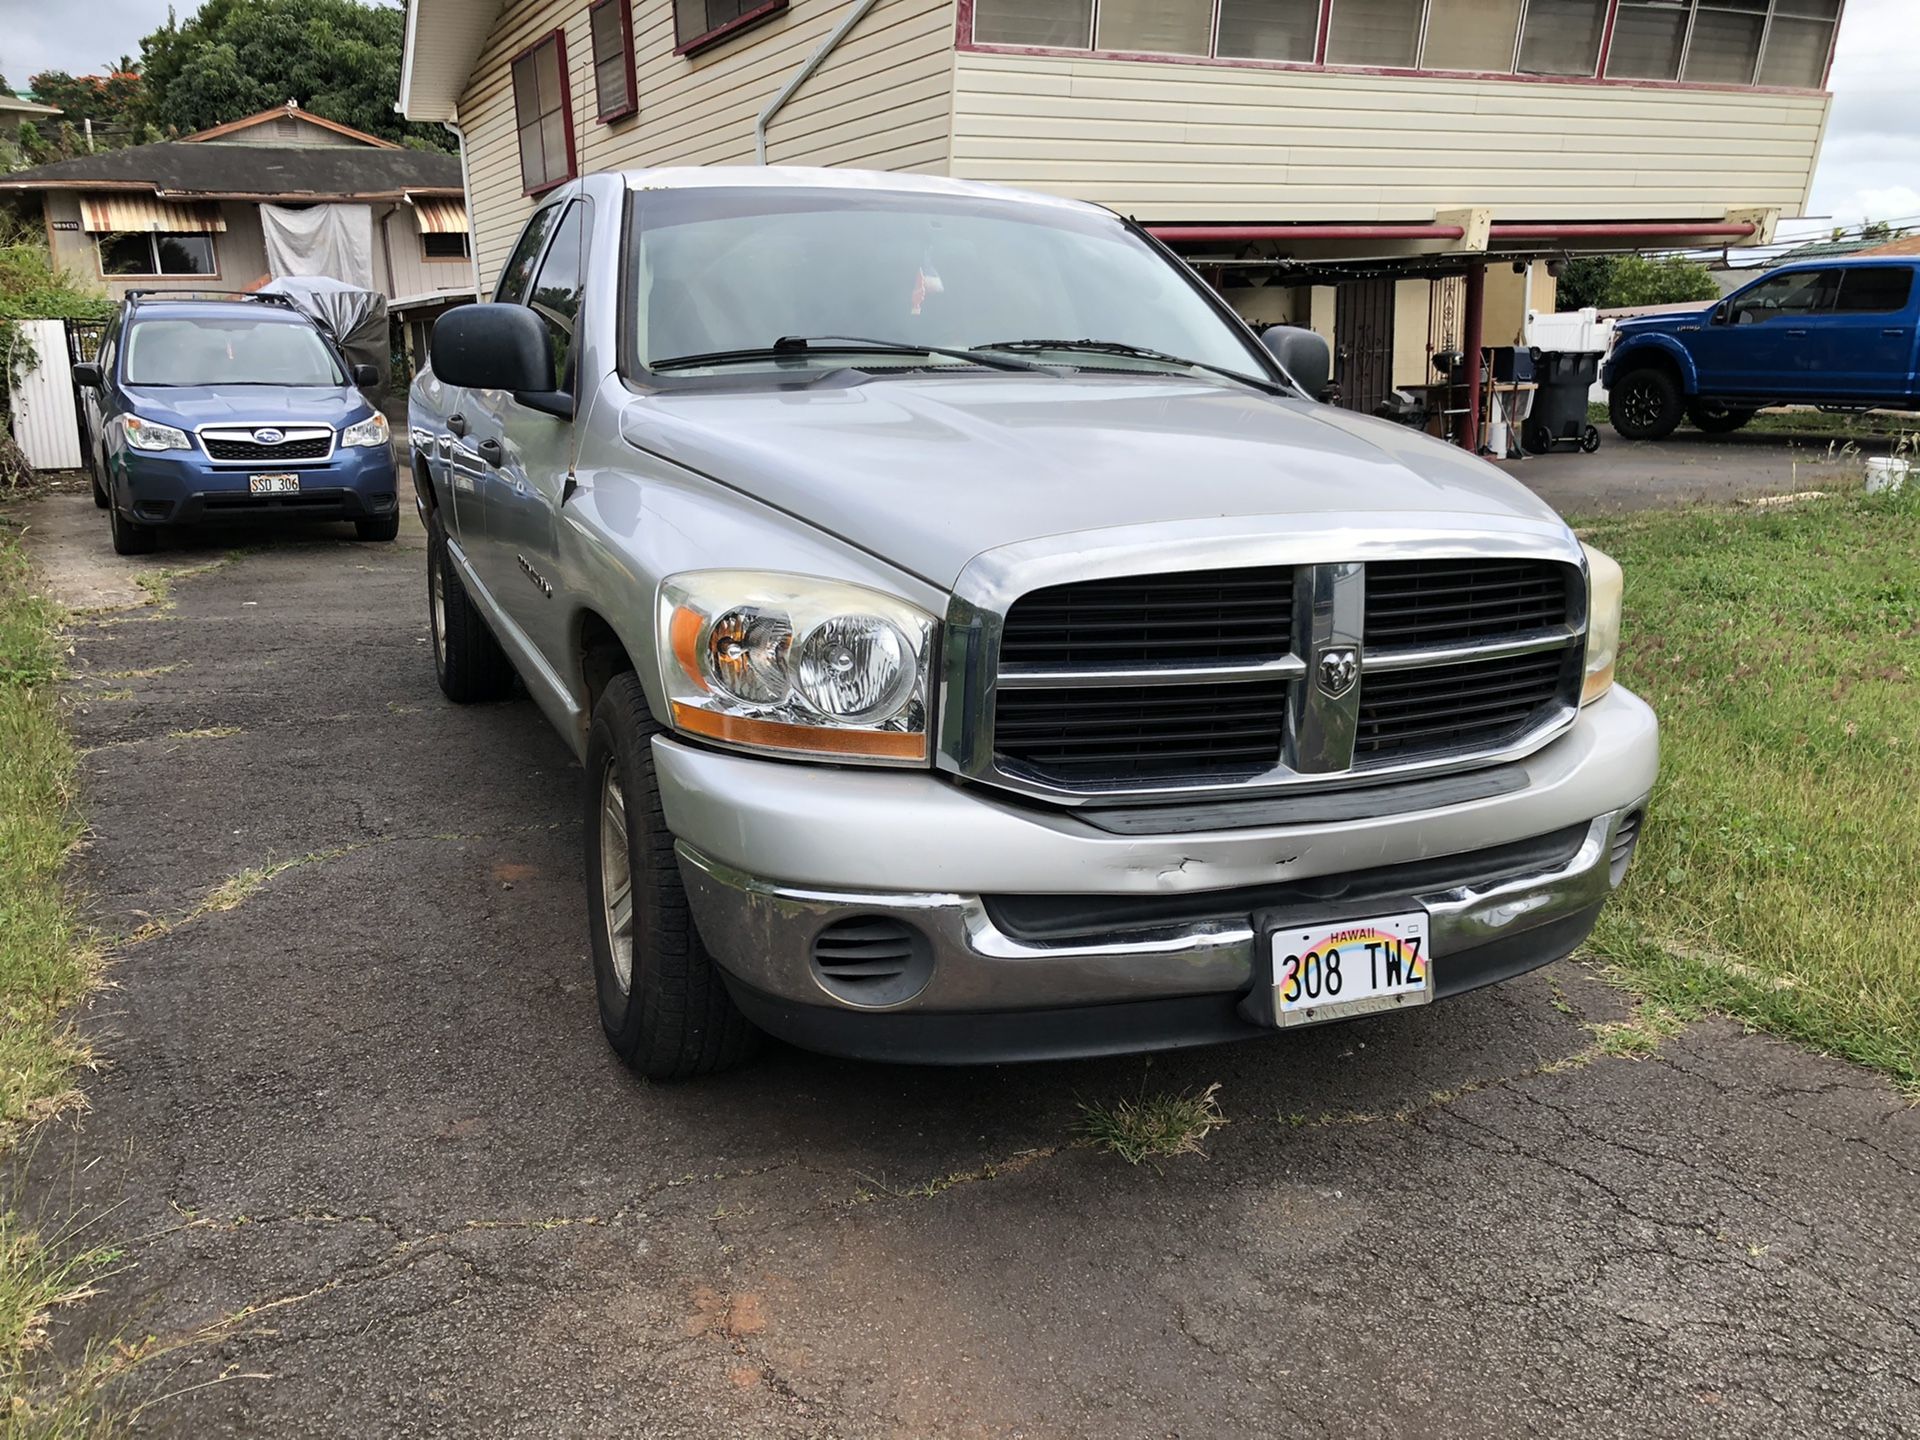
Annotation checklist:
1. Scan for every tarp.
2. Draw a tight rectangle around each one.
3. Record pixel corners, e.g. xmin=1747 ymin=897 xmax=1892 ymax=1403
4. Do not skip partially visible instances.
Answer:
xmin=259 ymin=202 xmax=375 ymax=290
xmin=258 ymin=275 xmax=391 ymax=398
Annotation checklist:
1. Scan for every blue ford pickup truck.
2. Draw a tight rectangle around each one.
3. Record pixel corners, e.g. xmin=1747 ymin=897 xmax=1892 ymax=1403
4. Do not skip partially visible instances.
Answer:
xmin=1602 ymin=257 xmax=1920 ymax=440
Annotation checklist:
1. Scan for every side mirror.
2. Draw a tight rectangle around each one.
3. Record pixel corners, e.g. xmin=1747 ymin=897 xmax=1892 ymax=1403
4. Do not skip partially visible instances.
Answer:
xmin=1259 ymin=325 xmax=1332 ymax=400
xmin=73 ymin=362 xmax=102 ymax=389
xmin=431 ymin=304 xmax=556 ymax=396
xmin=352 ymin=362 xmax=380 ymax=389
xmin=1711 ymin=303 xmax=1731 ymax=326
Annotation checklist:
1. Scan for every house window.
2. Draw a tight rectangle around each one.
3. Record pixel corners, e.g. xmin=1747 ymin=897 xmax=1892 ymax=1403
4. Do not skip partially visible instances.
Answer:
xmin=1606 ymin=1 xmax=1691 ymax=80
xmin=1758 ymin=0 xmax=1840 ymax=87
xmin=1215 ymin=0 xmax=1320 ymax=62
xmin=1516 ymin=0 xmax=1609 ymax=75
xmin=1608 ymin=0 xmax=1835 ymax=86
xmin=1096 ymin=0 xmax=1213 ymax=55
xmin=98 ymin=232 xmax=216 ymax=277
xmin=1421 ymin=0 xmax=1524 ymax=72
xmin=589 ymin=0 xmax=637 ymax=121
xmin=974 ymin=0 xmax=1094 ymax=47
xmin=674 ymin=0 xmax=789 ymax=55
xmin=511 ymin=30 xmax=575 ymax=195
xmin=422 ymin=232 xmax=471 ymax=261
xmin=1324 ymin=0 xmax=1424 ymax=67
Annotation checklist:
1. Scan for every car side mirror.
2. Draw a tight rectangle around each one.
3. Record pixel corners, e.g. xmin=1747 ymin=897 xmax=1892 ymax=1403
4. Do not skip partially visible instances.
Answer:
xmin=431 ymin=303 xmax=559 ymax=400
xmin=1711 ymin=303 xmax=1731 ymax=326
xmin=1259 ymin=325 xmax=1332 ymax=400
xmin=72 ymin=361 xmax=102 ymax=388
xmin=352 ymin=362 xmax=380 ymax=389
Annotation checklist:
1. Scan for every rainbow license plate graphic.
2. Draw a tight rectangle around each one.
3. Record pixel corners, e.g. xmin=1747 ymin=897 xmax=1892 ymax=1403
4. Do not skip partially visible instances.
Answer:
xmin=1267 ymin=911 xmax=1431 ymax=1028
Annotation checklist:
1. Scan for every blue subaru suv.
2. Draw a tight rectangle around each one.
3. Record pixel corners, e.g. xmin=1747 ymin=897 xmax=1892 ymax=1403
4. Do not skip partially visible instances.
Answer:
xmin=76 ymin=292 xmax=400 ymax=554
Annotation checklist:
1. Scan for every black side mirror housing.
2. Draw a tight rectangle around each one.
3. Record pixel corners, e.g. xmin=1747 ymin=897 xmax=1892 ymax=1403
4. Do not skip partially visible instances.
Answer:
xmin=352 ymin=362 xmax=380 ymax=388
xmin=1259 ymin=325 xmax=1332 ymax=400
xmin=72 ymin=361 xmax=102 ymax=389
xmin=431 ymin=304 xmax=558 ymax=398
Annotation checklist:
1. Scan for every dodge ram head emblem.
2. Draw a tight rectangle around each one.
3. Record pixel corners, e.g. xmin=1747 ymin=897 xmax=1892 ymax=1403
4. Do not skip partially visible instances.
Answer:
xmin=252 ymin=427 xmax=285 ymax=445
xmin=1317 ymin=647 xmax=1359 ymax=698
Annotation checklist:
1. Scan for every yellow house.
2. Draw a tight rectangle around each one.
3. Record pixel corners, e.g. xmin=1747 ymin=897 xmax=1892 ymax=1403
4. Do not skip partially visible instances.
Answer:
xmin=399 ymin=0 xmax=1842 ymax=420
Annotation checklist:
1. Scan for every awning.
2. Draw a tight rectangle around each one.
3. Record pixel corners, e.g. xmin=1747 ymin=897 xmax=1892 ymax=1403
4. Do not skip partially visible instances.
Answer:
xmin=409 ymin=197 xmax=468 ymax=235
xmin=79 ymin=195 xmax=227 ymax=234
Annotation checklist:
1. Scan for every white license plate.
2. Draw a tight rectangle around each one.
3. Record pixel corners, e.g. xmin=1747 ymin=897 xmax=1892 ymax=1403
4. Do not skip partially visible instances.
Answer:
xmin=250 ymin=474 xmax=300 ymax=495
xmin=1268 ymin=911 xmax=1432 ymax=1028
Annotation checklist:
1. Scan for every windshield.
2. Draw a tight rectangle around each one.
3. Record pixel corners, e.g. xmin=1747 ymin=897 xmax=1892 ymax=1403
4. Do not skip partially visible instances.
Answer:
xmin=124 ymin=316 xmax=345 ymax=387
xmin=628 ymin=186 xmax=1272 ymax=381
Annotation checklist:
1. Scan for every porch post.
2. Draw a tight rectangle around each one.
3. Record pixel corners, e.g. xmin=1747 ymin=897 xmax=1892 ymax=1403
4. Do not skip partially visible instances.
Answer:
xmin=1461 ymin=261 xmax=1486 ymax=454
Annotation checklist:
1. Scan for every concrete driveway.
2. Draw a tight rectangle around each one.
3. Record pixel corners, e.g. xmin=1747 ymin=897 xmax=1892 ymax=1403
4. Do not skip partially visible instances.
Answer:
xmin=21 ymin=485 xmax=1920 ymax=1439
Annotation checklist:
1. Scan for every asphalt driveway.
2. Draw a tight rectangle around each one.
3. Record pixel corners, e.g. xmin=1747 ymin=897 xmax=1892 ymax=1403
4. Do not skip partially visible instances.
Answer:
xmin=20 ymin=486 xmax=1920 ymax=1438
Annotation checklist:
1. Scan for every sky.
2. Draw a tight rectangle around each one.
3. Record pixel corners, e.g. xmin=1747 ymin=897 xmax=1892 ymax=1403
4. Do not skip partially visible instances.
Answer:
xmin=2 ymin=0 xmax=1915 ymax=234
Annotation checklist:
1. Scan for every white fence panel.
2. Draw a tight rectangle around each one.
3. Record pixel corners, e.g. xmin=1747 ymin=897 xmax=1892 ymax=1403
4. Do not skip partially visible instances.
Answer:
xmin=7 ymin=319 xmax=82 ymax=471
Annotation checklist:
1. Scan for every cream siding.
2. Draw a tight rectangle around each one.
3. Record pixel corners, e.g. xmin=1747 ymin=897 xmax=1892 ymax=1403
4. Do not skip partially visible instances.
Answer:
xmin=458 ymin=0 xmax=956 ymax=292
xmin=950 ymin=52 xmax=1828 ymax=222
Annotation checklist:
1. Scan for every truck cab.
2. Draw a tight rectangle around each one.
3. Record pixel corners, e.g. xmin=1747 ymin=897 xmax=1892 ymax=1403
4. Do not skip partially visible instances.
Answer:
xmin=1603 ymin=258 xmax=1920 ymax=440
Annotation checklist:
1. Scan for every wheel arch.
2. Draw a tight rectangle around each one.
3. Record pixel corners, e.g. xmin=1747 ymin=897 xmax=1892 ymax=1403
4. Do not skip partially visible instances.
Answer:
xmin=1611 ymin=336 xmax=1697 ymax=396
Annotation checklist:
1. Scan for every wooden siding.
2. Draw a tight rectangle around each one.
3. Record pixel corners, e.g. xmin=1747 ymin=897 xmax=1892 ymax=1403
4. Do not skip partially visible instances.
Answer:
xmin=950 ymin=52 xmax=1830 ymax=222
xmin=459 ymin=0 xmax=957 ymax=292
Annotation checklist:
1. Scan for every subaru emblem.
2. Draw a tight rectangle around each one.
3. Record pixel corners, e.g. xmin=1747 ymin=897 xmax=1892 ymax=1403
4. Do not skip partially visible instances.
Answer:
xmin=1317 ymin=647 xmax=1359 ymax=699
xmin=252 ymin=427 xmax=285 ymax=445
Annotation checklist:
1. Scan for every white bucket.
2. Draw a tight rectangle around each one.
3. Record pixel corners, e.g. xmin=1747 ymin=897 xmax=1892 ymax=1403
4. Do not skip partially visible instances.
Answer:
xmin=1866 ymin=456 xmax=1911 ymax=494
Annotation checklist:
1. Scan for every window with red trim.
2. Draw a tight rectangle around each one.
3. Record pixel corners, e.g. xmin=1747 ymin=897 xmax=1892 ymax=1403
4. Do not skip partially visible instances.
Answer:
xmin=674 ymin=0 xmax=789 ymax=56
xmin=511 ymin=30 xmax=575 ymax=195
xmin=589 ymin=0 xmax=638 ymax=121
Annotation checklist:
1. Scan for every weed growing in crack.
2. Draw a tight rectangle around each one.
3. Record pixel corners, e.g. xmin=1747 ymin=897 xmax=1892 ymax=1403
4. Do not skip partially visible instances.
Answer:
xmin=1077 ymin=1082 xmax=1226 ymax=1166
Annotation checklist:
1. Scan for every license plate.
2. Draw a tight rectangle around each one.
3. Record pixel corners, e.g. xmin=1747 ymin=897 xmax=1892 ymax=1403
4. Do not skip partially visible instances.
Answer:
xmin=1267 ymin=911 xmax=1431 ymax=1028
xmin=250 ymin=474 xmax=300 ymax=495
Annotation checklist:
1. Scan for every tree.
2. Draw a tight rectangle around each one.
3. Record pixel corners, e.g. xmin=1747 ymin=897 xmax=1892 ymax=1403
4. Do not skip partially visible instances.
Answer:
xmin=24 ymin=69 xmax=145 ymax=135
xmin=137 ymin=0 xmax=454 ymax=151
xmin=1557 ymin=254 xmax=1721 ymax=312
xmin=0 ymin=75 xmax=14 ymax=97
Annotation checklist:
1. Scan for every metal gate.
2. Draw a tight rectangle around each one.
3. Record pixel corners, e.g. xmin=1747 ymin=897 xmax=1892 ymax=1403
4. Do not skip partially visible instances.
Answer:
xmin=1333 ymin=277 xmax=1396 ymax=415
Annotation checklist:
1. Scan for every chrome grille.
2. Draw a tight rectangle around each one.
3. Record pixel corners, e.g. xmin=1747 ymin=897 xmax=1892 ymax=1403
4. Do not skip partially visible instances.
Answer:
xmin=963 ymin=551 xmax=1586 ymax=801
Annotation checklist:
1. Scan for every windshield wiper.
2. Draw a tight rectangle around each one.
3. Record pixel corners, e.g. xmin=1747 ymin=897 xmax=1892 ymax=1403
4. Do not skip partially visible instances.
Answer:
xmin=650 ymin=335 xmax=1047 ymax=374
xmin=974 ymin=338 xmax=1284 ymax=394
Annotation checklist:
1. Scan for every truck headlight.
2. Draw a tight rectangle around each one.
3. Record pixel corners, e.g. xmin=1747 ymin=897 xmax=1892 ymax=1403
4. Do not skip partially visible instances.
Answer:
xmin=657 ymin=571 xmax=936 ymax=764
xmin=341 ymin=413 xmax=391 ymax=448
xmin=1581 ymin=544 xmax=1622 ymax=706
xmin=123 ymin=415 xmax=190 ymax=451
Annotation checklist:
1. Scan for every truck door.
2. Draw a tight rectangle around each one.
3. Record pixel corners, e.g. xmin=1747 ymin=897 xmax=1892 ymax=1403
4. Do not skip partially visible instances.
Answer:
xmin=484 ymin=197 xmax=589 ymax=664
xmin=1696 ymin=267 xmax=1840 ymax=398
xmin=1820 ymin=265 xmax=1916 ymax=403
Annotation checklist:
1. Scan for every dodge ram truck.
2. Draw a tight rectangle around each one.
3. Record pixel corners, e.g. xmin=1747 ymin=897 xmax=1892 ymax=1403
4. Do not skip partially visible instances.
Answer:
xmin=1604 ymin=256 xmax=1920 ymax=440
xmin=409 ymin=169 xmax=1658 ymax=1078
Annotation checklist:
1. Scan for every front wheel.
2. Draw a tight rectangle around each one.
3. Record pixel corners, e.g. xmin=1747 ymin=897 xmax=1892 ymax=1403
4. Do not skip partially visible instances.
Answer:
xmin=1687 ymin=402 xmax=1756 ymax=435
xmin=355 ymin=512 xmax=400 ymax=542
xmin=1610 ymin=368 xmax=1682 ymax=441
xmin=426 ymin=515 xmax=514 ymax=703
xmin=108 ymin=503 xmax=156 ymax=556
xmin=585 ymin=673 xmax=760 ymax=1079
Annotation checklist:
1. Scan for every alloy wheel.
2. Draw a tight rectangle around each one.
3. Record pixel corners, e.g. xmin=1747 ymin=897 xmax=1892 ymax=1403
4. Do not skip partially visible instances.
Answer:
xmin=429 ymin=552 xmax=447 ymax=675
xmin=598 ymin=760 xmax=635 ymax=994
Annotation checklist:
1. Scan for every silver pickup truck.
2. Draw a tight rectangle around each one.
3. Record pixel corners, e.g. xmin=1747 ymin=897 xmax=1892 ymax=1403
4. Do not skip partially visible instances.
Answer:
xmin=410 ymin=169 xmax=1657 ymax=1078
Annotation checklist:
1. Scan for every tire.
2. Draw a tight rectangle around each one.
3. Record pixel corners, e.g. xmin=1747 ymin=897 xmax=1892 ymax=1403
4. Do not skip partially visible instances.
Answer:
xmin=1687 ymin=402 xmax=1756 ymax=435
xmin=91 ymin=473 xmax=109 ymax=509
xmin=427 ymin=515 xmax=515 ymax=703
xmin=356 ymin=511 xmax=401 ymax=542
xmin=108 ymin=502 xmax=157 ymax=556
xmin=1610 ymin=368 xmax=1682 ymax=441
xmin=585 ymin=673 xmax=760 ymax=1079
xmin=1521 ymin=421 xmax=1553 ymax=455
xmin=1580 ymin=425 xmax=1602 ymax=454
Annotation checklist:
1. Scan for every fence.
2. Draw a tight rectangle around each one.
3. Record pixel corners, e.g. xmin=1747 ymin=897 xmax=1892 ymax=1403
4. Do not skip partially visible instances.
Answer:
xmin=5 ymin=318 xmax=84 ymax=470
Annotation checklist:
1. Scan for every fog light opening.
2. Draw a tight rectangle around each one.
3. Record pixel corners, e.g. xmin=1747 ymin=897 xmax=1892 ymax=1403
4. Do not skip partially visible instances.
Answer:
xmin=1609 ymin=810 xmax=1645 ymax=888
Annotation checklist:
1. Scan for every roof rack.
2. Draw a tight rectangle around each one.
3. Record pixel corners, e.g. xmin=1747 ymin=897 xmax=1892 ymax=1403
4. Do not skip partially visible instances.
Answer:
xmin=123 ymin=289 xmax=302 ymax=311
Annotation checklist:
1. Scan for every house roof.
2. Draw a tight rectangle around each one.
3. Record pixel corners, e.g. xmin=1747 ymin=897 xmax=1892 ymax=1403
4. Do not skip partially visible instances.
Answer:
xmin=1856 ymin=235 xmax=1920 ymax=258
xmin=0 ymin=140 xmax=462 ymax=201
xmin=0 ymin=93 xmax=62 ymax=118
xmin=181 ymin=101 xmax=399 ymax=149
xmin=400 ymin=0 xmax=504 ymax=122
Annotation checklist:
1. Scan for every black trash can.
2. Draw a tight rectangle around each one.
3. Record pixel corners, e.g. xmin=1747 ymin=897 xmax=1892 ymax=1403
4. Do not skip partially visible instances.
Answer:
xmin=1523 ymin=350 xmax=1603 ymax=454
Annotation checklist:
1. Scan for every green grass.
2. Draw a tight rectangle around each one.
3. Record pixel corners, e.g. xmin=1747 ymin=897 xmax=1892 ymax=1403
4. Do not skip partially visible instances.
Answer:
xmin=1077 ymin=1083 xmax=1227 ymax=1166
xmin=0 ymin=523 xmax=118 ymax=1437
xmin=1581 ymin=486 xmax=1920 ymax=1091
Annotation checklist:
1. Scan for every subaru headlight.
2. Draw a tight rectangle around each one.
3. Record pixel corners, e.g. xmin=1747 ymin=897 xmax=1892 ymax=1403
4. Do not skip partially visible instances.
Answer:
xmin=341 ymin=413 xmax=391 ymax=448
xmin=1581 ymin=544 xmax=1622 ymax=706
xmin=658 ymin=572 xmax=936 ymax=764
xmin=122 ymin=415 xmax=190 ymax=452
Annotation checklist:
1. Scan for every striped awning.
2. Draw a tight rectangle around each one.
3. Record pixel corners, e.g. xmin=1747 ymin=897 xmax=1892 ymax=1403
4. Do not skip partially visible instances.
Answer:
xmin=410 ymin=197 xmax=469 ymax=235
xmin=79 ymin=195 xmax=227 ymax=234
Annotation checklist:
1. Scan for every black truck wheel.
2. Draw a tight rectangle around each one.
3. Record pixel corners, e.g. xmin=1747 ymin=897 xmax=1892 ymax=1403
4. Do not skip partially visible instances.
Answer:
xmin=584 ymin=673 xmax=760 ymax=1079
xmin=427 ymin=515 xmax=515 ymax=702
xmin=1610 ymin=368 xmax=1682 ymax=441
xmin=1687 ymin=402 xmax=1756 ymax=435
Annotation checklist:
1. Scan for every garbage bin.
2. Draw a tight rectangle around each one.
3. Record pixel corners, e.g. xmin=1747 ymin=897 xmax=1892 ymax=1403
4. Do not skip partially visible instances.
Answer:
xmin=1522 ymin=350 xmax=1603 ymax=455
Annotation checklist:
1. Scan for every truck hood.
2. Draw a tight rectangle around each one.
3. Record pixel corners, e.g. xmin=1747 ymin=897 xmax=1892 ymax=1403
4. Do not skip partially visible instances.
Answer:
xmin=620 ymin=374 xmax=1569 ymax=586
xmin=1612 ymin=305 xmax=1716 ymax=339
xmin=123 ymin=383 xmax=373 ymax=430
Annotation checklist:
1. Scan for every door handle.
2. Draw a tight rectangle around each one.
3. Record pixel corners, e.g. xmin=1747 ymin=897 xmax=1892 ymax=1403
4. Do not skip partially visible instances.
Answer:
xmin=447 ymin=412 xmax=468 ymax=437
xmin=477 ymin=438 xmax=503 ymax=466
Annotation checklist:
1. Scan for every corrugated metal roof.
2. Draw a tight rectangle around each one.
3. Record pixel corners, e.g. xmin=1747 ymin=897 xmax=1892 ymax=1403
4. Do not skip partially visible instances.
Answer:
xmin=0 ymin=141 xmax=461 ymax=199
xmin=410 ymin=197 xmax=469 ymax=234
xmin=79 ymin=195 xmax=227 ymax=233
xmin=1856 ymin=235 xmax=1920 ymax=258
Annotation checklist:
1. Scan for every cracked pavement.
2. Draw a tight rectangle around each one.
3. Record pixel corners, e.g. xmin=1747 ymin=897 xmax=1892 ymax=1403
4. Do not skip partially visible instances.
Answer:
xmin=18 ymin=489 xmax=1920 ymax=1438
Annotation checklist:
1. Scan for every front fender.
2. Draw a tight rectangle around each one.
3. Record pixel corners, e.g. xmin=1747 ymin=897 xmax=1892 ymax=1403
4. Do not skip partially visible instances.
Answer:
xmin=1605 ymin=333 xmax=1700 ymax=395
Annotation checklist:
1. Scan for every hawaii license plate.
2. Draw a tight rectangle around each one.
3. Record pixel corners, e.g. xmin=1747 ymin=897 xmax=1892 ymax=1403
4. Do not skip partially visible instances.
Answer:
xmin=1266 ymin=911 xmax=1431 ymax=1028
xmin=249 ymin=474 xmax=300 ymax=495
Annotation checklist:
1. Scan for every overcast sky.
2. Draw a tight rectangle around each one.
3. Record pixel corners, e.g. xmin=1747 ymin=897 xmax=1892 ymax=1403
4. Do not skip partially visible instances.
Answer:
xmin=4 ymin=0 xmax=1914 ymax=232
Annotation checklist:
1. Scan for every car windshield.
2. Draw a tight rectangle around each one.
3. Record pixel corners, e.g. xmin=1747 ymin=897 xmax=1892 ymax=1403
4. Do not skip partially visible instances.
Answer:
xmin=124 ymin=315 xmax=345 ymax=387
xmin=628 ymin=186 xmax=1273 ymax=383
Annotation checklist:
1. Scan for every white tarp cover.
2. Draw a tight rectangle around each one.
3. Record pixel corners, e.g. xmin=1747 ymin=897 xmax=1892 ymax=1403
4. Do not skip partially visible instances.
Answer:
xmin=258 ymin=275 xmax=391 ymax=397
xmin=259 ymin=203 xmax=375 ymax=290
